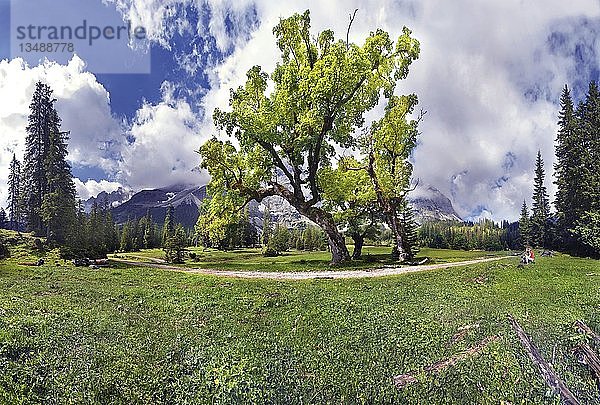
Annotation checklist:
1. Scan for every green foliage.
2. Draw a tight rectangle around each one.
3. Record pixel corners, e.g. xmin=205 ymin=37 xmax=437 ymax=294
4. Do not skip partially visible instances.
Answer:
xmin=164 ymin=224 xmax=187 ymax=264
xmin=162 ymin=205 xmax=175 ymax=247
xmin=320 ymin=158 xmax=379 ymax=258
xmin=0 ymin=237 xmax=9 ymax=259
xmin=399 ymin=198 xmax=419 ymax=257
xmin=22 ymin=82 xmax=73 ymax=237
xmin=59 ymin=200 xmax=119 ymax=259
xmin=518 ymin=200 xmax=530 ymax=248
xmin=419 ymin=220 xmax=510 ymax=251
xmin=263 ymin=224 xmax=290 ymax=256
xmin=1 ymin=254 xmax=599 ymax=402
xmin=553 ymin=82 xmax=600 ymax=256
xmin=6 ymin=154 xmax=22 ymax=230
xmin=359 ymin=93 xmax=422 ymax=261
xmin=530 ymin=151 xmax=551 ymax=248
xmin=571 ymin=211 xmax=600 ymax=258
xmin=196 ymin=198 xmax=257 ymax=250
xmin=199 ymin=10 xmax=420 ymax=264
xmin=288 ymin=226 xmax=328 ymax=252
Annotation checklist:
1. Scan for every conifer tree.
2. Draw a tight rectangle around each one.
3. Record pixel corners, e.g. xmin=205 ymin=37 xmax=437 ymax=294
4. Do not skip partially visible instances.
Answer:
xmin=164 ymin=224 xmax=187 ymax=263
xmin=399 ymin=198 xmax=419 ymax=259
xmin=578 ymin=82 xmax=600 ymax=214
xmin=530 ymin=151 xmax=551 ymax=248
xmin=162 ymin=206 xmax=175 ymax=247
xmin=262 ymin=203 xmax=272 ymax=247
xmin=7 ymin=154 xmax=22 ymax=230
xmin=553 ymin=85 xmax=582 ymax=249
xmin=41 ymin=128 xmax=76 ymax=244
xmin=22 ymin=82 xmax=55 ymax=234
xmin=518 ymin=200 xmax=530 ymax=248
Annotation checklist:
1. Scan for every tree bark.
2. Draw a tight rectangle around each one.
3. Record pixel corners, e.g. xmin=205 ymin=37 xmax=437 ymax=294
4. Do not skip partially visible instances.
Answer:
xmin=351 ymin=233 xmax=364 ymax=259
xmin=386 ymin=211 xmax=408 ymax=262
xmin=366 ymin=151 xmax=407 ymax=262
xmin=300 ymin=206 xmax=350 ymax=265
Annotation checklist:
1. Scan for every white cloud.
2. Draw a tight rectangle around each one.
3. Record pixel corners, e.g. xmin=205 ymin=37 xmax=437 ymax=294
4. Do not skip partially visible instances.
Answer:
xmin=4 ymin=1 xmax=600 ymax=220
xmin=73 ymin=178 xmax=125 ymax=200
xmin=118 ymin=81 xmax=207 ymax=189
xmin=190 ymin=0 xmax=600 ymax=221
xmin=0 ymin=56 xmax=124 ymax=206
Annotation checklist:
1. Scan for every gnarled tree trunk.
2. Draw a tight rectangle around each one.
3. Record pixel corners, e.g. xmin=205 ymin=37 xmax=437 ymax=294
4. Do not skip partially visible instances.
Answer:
xmin=301 ymin=206 xmax=351 ymax=265
xmin=351 ymin=233 xmax=364 ymax=259
xmin=387 ymin=211 xmax=408 ymax=262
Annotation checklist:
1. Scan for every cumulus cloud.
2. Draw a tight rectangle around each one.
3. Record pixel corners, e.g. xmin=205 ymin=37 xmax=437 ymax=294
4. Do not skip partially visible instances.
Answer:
xmin=191 ymin=0 xmax=600 ymax=221
xmin=0 ymin=56 xmax=125 ymax=203
xmin=0 ymin=56 xmax=206 ymax=204
xmin=118 ymin=81 xmax=207 ymax=189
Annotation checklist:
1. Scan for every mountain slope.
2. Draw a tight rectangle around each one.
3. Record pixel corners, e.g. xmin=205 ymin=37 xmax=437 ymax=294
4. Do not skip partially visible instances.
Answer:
xmin=409 ymin=185 xmax=462 ymax=223
xmin=96 ymin=183 xmax=460 ymax=229
xmin=109 ymin=185 xmax=207 ymax=228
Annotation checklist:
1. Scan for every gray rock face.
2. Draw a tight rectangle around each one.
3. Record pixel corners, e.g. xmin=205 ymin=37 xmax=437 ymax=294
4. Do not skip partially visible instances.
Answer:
xmin=408 ymin=184 xmax=462 ymax=223
xmin=83 ymin=187 xmax=132 ymax=213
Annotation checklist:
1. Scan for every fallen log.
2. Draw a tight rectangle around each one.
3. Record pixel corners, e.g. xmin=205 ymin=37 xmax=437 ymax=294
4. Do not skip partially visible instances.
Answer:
xmin=449 ymin=324 xmax=480 ymax=345
xmin=573 ymin=343 xmax=600 ymax=392
xmin=574 ymin=320 xmax=600 ymax=344
xmin=393 ymin=335 xmax=498 ymax=389
xmin=508 ymin=314 xmax=579 ymax=405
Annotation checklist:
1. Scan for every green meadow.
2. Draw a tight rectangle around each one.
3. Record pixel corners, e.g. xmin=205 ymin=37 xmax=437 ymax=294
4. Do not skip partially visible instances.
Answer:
xmin=1 ymin=233 xmax=599 ymax=403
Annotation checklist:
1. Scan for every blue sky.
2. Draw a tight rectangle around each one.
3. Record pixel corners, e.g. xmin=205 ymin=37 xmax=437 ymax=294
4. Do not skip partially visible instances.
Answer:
xmin=1 ymin=0 xmax=600 ymax=221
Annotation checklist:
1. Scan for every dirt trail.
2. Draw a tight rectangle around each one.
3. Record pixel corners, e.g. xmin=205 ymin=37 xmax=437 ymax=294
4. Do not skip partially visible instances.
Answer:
xmin=109 ymin=256 xmax=513 ymax=280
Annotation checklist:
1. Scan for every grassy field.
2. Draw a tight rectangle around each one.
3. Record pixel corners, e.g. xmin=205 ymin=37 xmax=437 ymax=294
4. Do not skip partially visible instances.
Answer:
xmin=113 ymin=246 xmax=508 ymax=272
xmin=1 ymin=235 xmax=599 ymax=403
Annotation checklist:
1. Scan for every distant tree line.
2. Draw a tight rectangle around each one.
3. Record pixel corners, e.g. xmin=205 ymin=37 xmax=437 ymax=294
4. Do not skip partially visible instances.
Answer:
xmin=418 ymin=219 xmax=520 ymax=251
xmin=117 ymin=206 xmax=190 ymax=263
xmin=519 ymin=83 xmax=600 ymax=257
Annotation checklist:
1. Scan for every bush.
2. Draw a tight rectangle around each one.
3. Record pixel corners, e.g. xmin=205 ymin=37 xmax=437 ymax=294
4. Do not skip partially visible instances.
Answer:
xmin=0 ymin=238 xmax=9 ymax=259
xmin=33 ymin=238 xmax=44 ymax=251
xmin=262 ymin=224 xmax=290 ymax=257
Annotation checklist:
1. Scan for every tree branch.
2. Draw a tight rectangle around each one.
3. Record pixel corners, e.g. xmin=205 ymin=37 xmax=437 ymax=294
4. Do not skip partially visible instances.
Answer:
xmin=346 ymin=9 xmax=358 ymax=50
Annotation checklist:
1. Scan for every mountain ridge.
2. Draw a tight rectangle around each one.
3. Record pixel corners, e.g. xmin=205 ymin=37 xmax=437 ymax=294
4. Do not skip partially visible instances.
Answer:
xmin=86 ymin=183 xmax=462 ymax=228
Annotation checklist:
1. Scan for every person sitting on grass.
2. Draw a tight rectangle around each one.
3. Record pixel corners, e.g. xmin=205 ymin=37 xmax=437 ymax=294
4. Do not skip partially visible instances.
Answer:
xmin=521 ymin=246 xmax=535 ymax=264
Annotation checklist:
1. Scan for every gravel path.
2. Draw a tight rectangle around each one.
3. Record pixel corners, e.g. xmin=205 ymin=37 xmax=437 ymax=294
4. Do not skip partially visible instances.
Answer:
xmin=109 ymin=256 xmax=513 ymax=280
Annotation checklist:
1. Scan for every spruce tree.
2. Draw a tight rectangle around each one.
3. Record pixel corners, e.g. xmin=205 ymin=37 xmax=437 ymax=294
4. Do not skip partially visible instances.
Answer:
xmin=41 ymin=128 xmax=76 ymax=244
xmin=553 ymin=85 xmax=581 ymax=249
xmin=164 ymin=224 xmax=187 ymax=263
xmin=262 ymin=203 xmax=272 ymax=246
xmin=162 ymin=205 xmax=175 ymax=246
xmin=530 ymin=151 xmax=551 ymax=248
xmin=22 ymin=82 xmax=54 ymax=235
xmin=399 ymin=198 xmax=419 ymax=259
xmin=7 ymin=154 xmax=22 ymax=230
xmin=569 ymin=81 xmax=600 ymax=256
xmin=578 ymin=82 xmax=600 ymax=213
xmin=518 ymin=200 xmax=530 ymax=248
